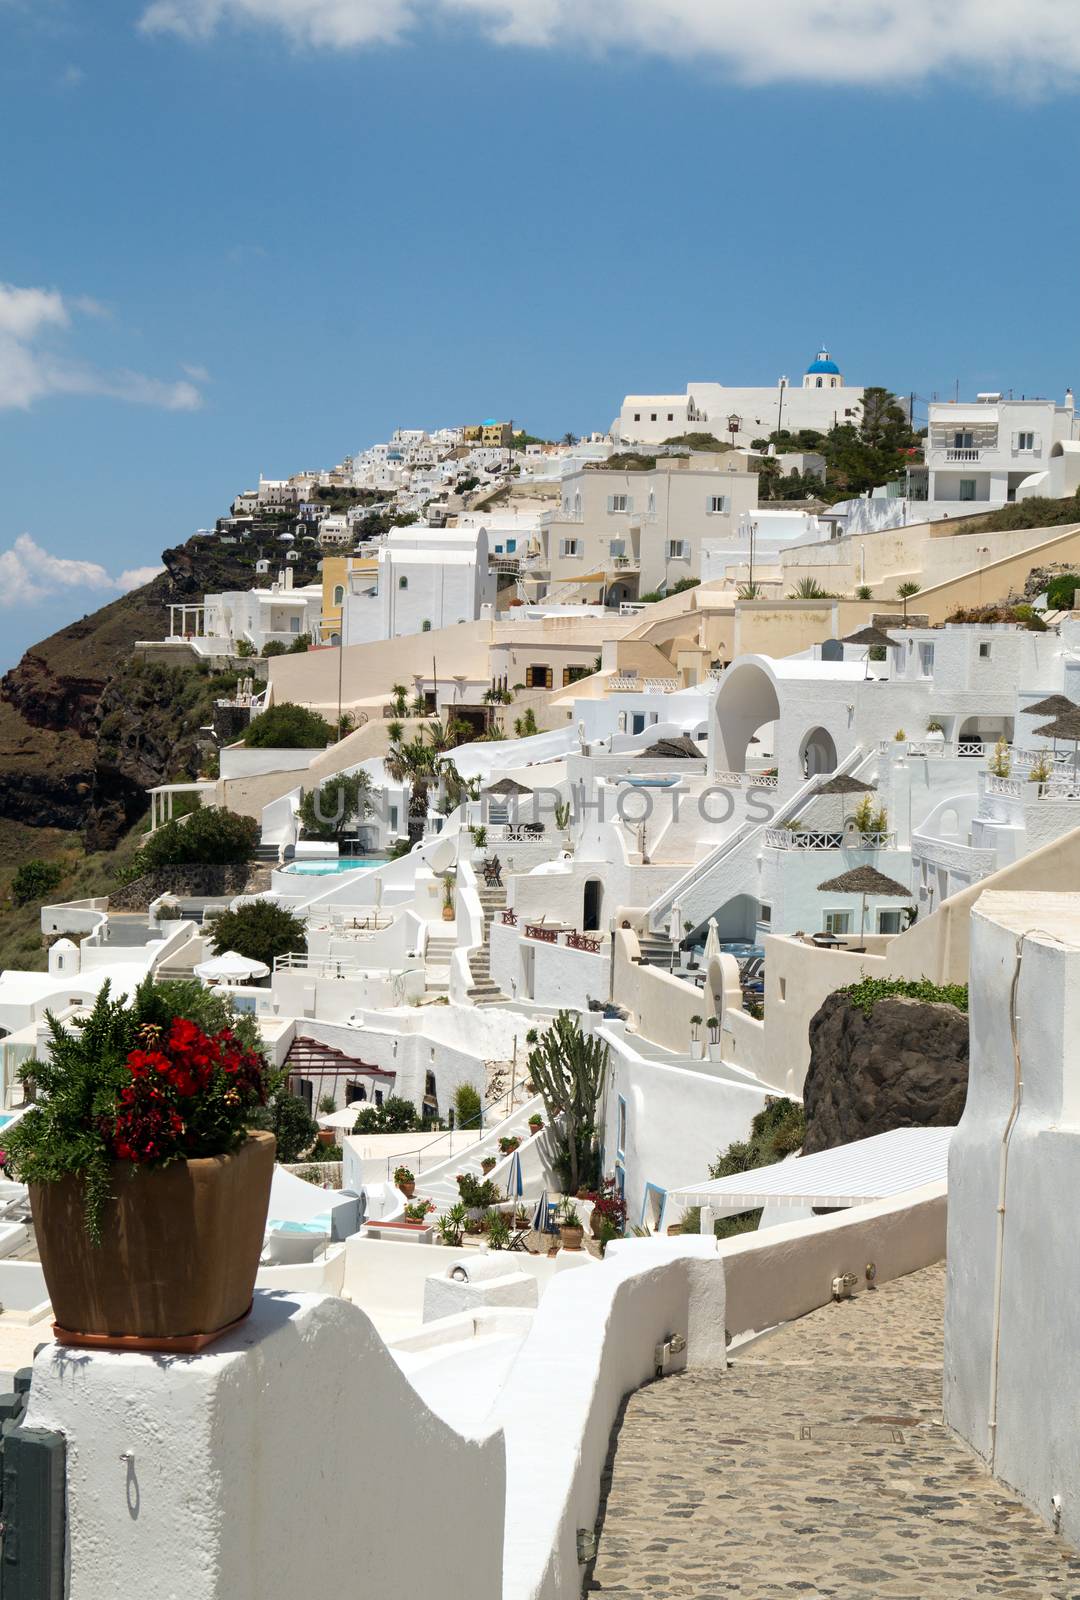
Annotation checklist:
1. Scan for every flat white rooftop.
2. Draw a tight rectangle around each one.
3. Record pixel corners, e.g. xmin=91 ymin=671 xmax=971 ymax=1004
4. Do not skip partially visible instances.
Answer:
xmin=670 ymin=1126 xmax=954 ymax=1210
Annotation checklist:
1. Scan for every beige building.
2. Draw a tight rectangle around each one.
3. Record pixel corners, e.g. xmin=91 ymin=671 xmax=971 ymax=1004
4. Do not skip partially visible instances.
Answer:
xmin=525 ymin=454 xmax=760 ymax=602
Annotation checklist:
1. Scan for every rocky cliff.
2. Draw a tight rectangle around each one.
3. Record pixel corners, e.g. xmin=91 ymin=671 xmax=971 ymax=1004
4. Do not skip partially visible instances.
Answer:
xmin=0 ymin=535 xmax=321 ymax=851
xmin=802 ymin=990 xmax=969 ymax=1154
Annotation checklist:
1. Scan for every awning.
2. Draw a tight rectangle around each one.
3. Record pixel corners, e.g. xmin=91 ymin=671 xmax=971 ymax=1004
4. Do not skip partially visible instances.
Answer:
xmin=668 ymin=1127 xmax=953 ymax=1209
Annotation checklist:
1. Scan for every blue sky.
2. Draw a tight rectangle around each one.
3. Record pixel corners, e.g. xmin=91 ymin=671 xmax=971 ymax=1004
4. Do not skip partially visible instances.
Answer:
xmin=1 ymin=0 xmax=1079 ymax=667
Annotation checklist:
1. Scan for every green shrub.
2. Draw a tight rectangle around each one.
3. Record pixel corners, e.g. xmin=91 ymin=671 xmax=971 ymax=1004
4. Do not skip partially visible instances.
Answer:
xmin=122 ymin=807 xmax=258 ymax=880
xmin=272 ymin=1092 xmax=319 ymax=1162
xmin=453 ymin=1082 xmax=482 ymax=1129
xmin=1046 ymin=573 xmax=1080 ymax=611
xmin=351 ymin=1096 xmax=421 ymax=1134
xmin=12 ymin=860 xmax=64 ymax=907
xmin=243 ymin=702 xmax=335 ymax=748
xmin=839 ymin=976 xmax=968 ymax=1017
xmin=262 ymin=640 xmax=288 ymax=658
xmin=207 ymin=901 xmax=306 ymax=970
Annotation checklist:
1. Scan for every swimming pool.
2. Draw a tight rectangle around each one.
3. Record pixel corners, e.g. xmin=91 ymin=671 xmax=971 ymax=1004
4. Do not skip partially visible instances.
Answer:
xmin=282 ymin=858 xmax=383 ymax=876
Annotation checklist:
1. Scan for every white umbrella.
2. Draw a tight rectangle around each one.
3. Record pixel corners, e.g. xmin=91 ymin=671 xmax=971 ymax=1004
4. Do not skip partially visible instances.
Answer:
xmin=194 ymin=950 xmax=270 ymax=984
xmin=319 ymin=1105 xmax=369 ymax=1132
xmin=374 ymin=876 xmax=383 ymax=916
xmin=703 ymin=917 xmax=721 ymax=963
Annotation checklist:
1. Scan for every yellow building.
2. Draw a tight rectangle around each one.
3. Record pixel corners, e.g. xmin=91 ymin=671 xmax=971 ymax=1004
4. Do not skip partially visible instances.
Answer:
xmin=463 ymin=420 xmax=513 ymax=447
xmin=319 ymin=554 xmax=378 ymax=642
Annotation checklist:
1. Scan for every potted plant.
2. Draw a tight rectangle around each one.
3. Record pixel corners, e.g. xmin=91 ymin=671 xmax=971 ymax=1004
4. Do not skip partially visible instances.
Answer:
xmin=6 ymin=980 xmax=275 ymax=1350
xmin=588 ymin=1176 xmax=627 ymax=1241
xmin=318 ymin=1093 xmax=338 ymax=1147
xmin=485 ymin=1210 xmax=511 ymax=1250
xmin=559 ymin=1198 xmax=584 ymax=1251
xmin=436 ymin=1202 xmax=467 ymax=1246
xmin=481 ymin=1155 xmax=497 ymax=1175
xmin=498 ymin=1135 xmax=521 ymax=1155
xmin=402 ymin=1198 xmax=435 ymax=1224
xmin=394 ymin=1164 xmax=416 ymax=1199
xmin=689 ymin=1014 xmax=704 ymax=1061
xmin=527 ymin=1113 xmax=543 ymax=1136
xmin=706 ymin=1016 xmax=722 ymax=1062
xmin=441 ymin=869 xmax=456 ymax=923
xmin=456 ymin=1173 xmax=500 ymax=1212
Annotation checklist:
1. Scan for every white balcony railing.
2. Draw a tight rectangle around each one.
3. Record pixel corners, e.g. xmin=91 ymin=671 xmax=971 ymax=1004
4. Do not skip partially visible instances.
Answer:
xmin=713 ymin=771 xmax=779 ymax=790
xmin=764 ymin=828 xmax=897 ymax=851
xmin=945 ymin=448 xmax=981 ymax=462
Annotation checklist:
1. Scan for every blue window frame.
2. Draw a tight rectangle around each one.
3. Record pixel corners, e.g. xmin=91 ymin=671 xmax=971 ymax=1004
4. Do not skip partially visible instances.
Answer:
xmin=640 ymin=1182 xmax=667 ymax=1233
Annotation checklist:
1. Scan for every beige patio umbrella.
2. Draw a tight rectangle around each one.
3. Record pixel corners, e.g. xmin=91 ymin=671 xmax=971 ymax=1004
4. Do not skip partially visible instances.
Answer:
xmin=843 ymin=625 xmax=898 ymax=677
xmin=1025 ymin=694 xmax=1075 ymax=718
xmin=1034 ymin=709 xmax=1080 ymax=780
xmin=702 ymin=917 xmax=721 ymax=963
xmin=815 ymin=773 xmax=877 ymax=828
xmin=816 ymin=864 xmax=911 ymax=941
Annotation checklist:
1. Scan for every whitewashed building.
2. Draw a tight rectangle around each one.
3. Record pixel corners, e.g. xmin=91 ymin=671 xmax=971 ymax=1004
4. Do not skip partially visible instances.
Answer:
xmin=613 ymin=349 xmax=865 ymax=449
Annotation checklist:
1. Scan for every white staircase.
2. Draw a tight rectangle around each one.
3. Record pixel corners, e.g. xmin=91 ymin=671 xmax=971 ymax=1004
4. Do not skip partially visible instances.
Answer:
xmin=467 ymin=883 xmax=509 ymax=1004
xmin=423 ymin=930 xmax=457 ymax=997
xmin=645 ymin=746 xmax=873 ymax=936
xmin=411 ymin=1094 xmax=547 ymax=1212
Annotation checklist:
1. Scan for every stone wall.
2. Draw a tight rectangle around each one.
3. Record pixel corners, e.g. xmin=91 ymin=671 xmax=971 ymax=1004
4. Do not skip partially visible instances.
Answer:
xmin=109 ymin=863 xmax=270 ymax=910
xmin=802 ymin=991 xmax=968 ymax=1153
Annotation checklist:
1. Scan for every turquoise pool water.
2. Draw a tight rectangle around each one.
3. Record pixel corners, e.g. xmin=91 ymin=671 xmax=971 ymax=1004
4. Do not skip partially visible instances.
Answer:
xmin=282 ymin=858 xmax=382 ymax=876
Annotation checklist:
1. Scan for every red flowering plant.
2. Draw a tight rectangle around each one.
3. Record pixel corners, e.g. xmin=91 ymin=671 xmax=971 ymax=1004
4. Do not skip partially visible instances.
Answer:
xmin=589 ymin=1177 xmax=628 ymax=1235
xmin=5 ymin=977 xmax=275 ymax=1241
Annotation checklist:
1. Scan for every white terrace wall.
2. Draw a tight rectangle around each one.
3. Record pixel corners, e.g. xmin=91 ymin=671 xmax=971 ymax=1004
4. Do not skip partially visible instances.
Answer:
xmin=944 ymin=892 xmax=1080 ymax=1548
xmin=27 ymin=1294 xmax=505 ymax=1600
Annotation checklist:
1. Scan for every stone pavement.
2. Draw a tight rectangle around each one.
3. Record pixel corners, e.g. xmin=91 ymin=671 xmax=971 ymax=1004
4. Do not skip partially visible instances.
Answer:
xmin=586 ymin=1263 xmax=1080 ymax=1598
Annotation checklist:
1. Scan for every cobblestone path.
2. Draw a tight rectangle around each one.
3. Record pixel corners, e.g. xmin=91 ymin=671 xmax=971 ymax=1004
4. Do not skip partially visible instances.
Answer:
xmin=586 ymin=1263 xmax=1080 ymax=1598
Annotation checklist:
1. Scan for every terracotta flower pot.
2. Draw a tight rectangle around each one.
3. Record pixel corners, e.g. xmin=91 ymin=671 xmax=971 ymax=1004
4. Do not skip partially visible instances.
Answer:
xmin=399 ymin=1181 xmax=416 ymax=1198
xmin=442 ymin=904 xmax=455 ymax=921
xmin=31 ymin=1131 xmax=276 ymax=1351
xmin=560 ymin=1225 xmax=584 ymax=1251
xmin=318 ymin=1128 xmax=337 ymax=1148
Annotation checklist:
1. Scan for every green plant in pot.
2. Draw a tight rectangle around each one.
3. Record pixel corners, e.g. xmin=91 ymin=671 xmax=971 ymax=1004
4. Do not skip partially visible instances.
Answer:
xmin=394 ymin=1164 xmax=416 ymax=1198
xmin=559 ymin=1198 xmax=584 ymax=1251
xmin=6 ymin=978 xmax=276 ymax=1350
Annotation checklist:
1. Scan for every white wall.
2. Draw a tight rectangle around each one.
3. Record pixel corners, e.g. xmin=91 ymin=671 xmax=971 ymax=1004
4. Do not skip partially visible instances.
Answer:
xmin=944 ymin=891 xmax=1080 ymax=1547
xmin=27 ymin=1293 xmax=505 ymax=1600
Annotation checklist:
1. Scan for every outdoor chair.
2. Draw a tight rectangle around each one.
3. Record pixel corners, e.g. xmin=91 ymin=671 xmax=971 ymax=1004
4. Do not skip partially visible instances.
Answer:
xmin=483 ymin=855 xmax=503 ymax=887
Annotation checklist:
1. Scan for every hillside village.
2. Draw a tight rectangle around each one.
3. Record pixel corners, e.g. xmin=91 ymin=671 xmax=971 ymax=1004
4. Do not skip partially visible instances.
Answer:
xmin=5 ymin=355 xmax=1080 ymax=1595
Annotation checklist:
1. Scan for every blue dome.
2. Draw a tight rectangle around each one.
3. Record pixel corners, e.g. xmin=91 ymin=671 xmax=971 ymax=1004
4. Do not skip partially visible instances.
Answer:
xmin=806 ymin=349 xmax=840 ymax=376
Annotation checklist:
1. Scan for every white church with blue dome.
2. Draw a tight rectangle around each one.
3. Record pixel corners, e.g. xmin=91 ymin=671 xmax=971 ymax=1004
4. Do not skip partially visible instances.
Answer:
xmin=614 ymin=347 xmax=865 ymax=447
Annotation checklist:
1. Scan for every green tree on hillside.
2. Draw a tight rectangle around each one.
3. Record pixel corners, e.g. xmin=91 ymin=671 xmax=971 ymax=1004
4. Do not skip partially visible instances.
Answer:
xmin=243 ymin=703 xmax=335 ymax=749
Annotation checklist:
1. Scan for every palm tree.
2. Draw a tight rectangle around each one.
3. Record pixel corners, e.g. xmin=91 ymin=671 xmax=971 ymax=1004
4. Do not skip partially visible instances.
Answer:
xmin=561 ymin=432 xmax=578 ymax=447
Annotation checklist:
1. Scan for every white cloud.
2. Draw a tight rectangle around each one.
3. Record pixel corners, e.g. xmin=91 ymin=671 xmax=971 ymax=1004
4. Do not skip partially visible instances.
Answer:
xmin=0 ymin=536 xmax=163 ymax=609
xmin=138 ymin=0 xmax=1080 ymax=89
xmin=0 ymin=282 xmax=203 ymax=413
xmin=117 ymin=564 xmax=165 ymax=591
xmin=181 ymin=361 xmax=210 ymax=382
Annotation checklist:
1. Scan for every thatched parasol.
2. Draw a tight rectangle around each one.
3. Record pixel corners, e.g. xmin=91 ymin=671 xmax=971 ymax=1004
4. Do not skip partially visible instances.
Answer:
xmin=639 ymin=735 xmax=704 ymax=760
xmin=842 ymin=625 xmax=898 ymax=649
xmin=816 ymin=864 xmax=911 ymax=940
xmin=815 ymin=771 xmax=877 ymax=826
xmin=1025 ymin=694 xmax=1076 ymax=718
xmin=485 ymin=776 xmax=532 ymax=795
xmin=1034 ymin=709 xmax=1080 ymax=777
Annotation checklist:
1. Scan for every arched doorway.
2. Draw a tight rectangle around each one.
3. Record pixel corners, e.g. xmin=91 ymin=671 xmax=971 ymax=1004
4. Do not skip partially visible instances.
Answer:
xmin=800 ymin=726 xmax=837 ymax=777
xmin=584 ymin=878 xmax=603 ymax=932
xmin=712 ymin=660 xmax=782 ymax=773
